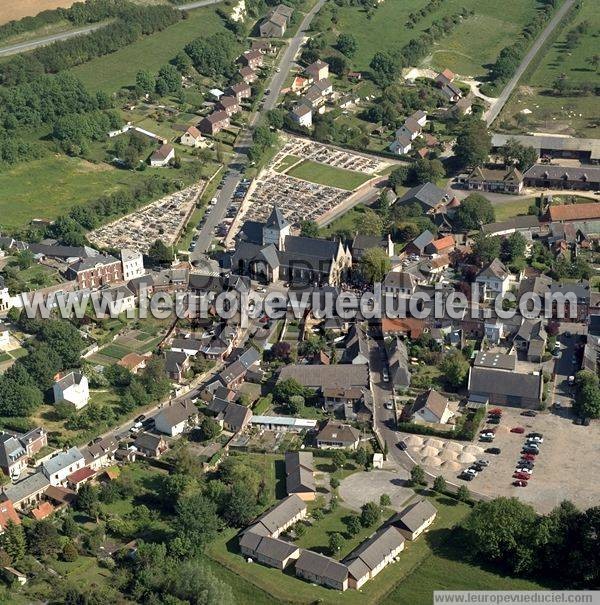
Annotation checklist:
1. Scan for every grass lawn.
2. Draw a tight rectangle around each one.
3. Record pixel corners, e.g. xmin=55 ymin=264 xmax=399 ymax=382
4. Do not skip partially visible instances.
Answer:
xmin=325 ymin=0 xmax=540 ymax=77
xmin=0 ymin=155 xmax=152 ymax=229
xmin=492 ymin=198 xmax=536 ymax=221
xmin=320 ymin=204 xmax=367 ymax=236
xmin=70 ymin=6 xmax=227 ymax=93
xmin=287 ymin=160 xmax=372 ymax=191
xmin=274 ymin=154 xmax=302 ymax=173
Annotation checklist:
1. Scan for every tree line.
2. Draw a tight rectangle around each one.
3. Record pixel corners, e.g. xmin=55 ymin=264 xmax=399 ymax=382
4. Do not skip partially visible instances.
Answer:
xmin=0 ymin=4 xmax=181 ymax=85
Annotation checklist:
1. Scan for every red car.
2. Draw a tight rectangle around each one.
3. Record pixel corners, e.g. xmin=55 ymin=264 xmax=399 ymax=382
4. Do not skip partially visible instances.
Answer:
xmin=511 ymin=427 xmax=525 ymax=433
xmin=489 ymin=408 xmax=503 ymax=416
xmin=522 ymin=453 xmax=536 ymax=461
xmin=513 ymin=472 xmax=530 ymax=480
xmin=513 ymin=480 xmax=528 ymax=487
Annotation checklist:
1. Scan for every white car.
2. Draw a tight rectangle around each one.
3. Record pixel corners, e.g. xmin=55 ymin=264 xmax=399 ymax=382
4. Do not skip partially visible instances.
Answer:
xmin=255 ymin=286 xmax=266 ymax=293
xmin=382 ymin=369 xmax=389 ymax=382
xmin=384 ymin=401 xmax=394 ymax=410
xmin=464 ymin=468 xmax=478 ymax=476
xmin=527 ymin=436 xmax=543 ymax=443
xmin=516 ymin=468 xmax=532 ymax=475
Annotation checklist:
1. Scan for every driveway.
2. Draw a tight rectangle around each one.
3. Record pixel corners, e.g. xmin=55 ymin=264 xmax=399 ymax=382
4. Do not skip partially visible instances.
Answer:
xmin=339 ymin=470 xmax=413 ymax=512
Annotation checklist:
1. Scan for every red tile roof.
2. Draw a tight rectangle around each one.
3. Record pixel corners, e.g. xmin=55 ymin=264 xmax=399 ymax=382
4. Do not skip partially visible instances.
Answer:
xmin=0 ymin=500 xmax=20 ymax=530
xmin=431 ymin=235 xmax=455 ymax=251
xmin=30 ymin=501 xmax=54 ymax=520
xmin=548 ymin=202 xmax=600 ymax=222
xmin=381 ymin=317 xmax=425 ymax=339
xmin=66 ymin=466 xmax=95 ymax=485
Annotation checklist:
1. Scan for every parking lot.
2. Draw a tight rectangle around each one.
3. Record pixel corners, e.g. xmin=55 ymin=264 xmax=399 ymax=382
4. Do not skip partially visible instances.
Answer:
xmin=453 ymin=406 xmax=600 ymax=514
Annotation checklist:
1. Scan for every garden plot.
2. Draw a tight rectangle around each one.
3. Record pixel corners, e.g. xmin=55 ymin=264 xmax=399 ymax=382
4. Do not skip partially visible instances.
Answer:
xmin=88 ymin=183 xmax=204 ymax=253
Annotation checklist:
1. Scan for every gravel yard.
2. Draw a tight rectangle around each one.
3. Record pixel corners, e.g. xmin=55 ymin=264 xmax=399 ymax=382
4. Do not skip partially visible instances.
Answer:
xmin=339 ymin=470 xmax=413 ymax=512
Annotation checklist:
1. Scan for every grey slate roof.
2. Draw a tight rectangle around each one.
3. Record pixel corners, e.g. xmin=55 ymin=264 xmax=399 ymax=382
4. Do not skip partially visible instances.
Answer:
xmin=295 ymin=550 xmax=348 ymax=583
xmin=134 ymin=432 xmax=164 ymax=452
xmin=55 ymin=371 xmax=85 ymax=390
xmin=515 ymin=319 xmax=547 ymax=342
xmin=524 ymin=164 xmax=600 ymax=182
xmin=397 ymin=182 xmax=447 ymax=209
xmin=410 ymin=230 xmax=435 ymax=252
xmin=0 ymin=434 xmax=26 ymax=470
xmin=477 ymin=258 xmax=508 ymax=280
xmin=285 ymin=451 xmax=315 ymax=495
xmin=387 ymin=337 xmax=411 ymax=388
xmin=240 ymin=533 xmax=299 ymax=562
xmin=265 ymin=206 xmax=290 ymax=231
xmin=223 ymin=402 xmax=251 ymax=429
xmin=283 ymin=235 xmax=340 ymax=260
xmin=316 ymin=421 xmax=361 ymax=446
xmin=248 ymin=494 xmax=306 ymax=536
xmin=342 ymin=323 xmax=369 ymax=363
xmin=155 ymin=399 xmax=197 ymax=429
xmin=278 ymin=364 xmax=369 ymax=390
xmin=344 ymin=525 xmax=404 ymax=579
xmin=1 ymin=472 xmax=49 ymax=503
xmin=392 ymin=499 xmax=437 ymax=533
xmin=42 ymin=447 xmax=84 ymax=476
xmin=469 ymin=367 xmax=543 ymax=400
xmin=69 ymin=254 xmax=119 ymax=272
xmin=474 ymin=351 xmax=516 ymax=371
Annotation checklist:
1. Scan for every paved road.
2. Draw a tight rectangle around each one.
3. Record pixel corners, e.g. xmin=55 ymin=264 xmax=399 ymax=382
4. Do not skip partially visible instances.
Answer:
xmin=0 ymin=0 xmax=224 ymax=58
xmin=485 ymin=0 xmax=576 ymax=126
xmin=191 ymin=0 xmax=326 ymax=257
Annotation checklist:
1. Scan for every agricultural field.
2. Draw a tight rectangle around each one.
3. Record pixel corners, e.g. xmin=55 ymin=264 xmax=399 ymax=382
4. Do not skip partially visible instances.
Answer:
xmin=498 ymin=0 xmax=599 ymax=136
xmin=0 ymin=156 xmax=153 ymax=229
xmin=69 ymin=5 xmax=227 ymax=93
xmin=287 ymin=159 xmax=373 ymax=190
xmin=0 ymin=1 xmax=78 ymax=25
xmin=320 ymin=0 xmax=541 ymax=78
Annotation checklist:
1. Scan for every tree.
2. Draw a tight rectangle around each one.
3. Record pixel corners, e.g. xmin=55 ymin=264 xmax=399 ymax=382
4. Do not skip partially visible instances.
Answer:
xmin=271 ymin=341 xmax=292 ymax=362
xmin=454 ymin=193 xmax=495 ymax=230
xmin=586 ymin=54 xmax=600 ymax=72
xmin=336 ymin=33 xmax=357 ymax=58
xmin=502 ymin=139 xmax=538 ymax=171
xmin=300 ymin=219 xmax=319 ymax=238
xmin=346 ymin=515 xmax=362 ymax=536
xmin=501 ymin=232 xmax=527 ymax=264
xmin=61 ymin=540 xmax=79 ymax=562
xmin=329 ymin=532 xmax=344 ymax=555
xmin=453 ymin=119 xmax=491 ymax=169
xmin=27 ymin=519 xmax=61 ymax=557
xmin=288 ymin=395 xmax=305 ymax=415
xmin=1 ymin=521 xmax=25 ymax=564
xmin=433 ymin=475 xmax=447 ymax=493
xmin=355 ymin=447 xmax=369 ymax=468
xmin=136 ymin=70 xmax=155 ymax=95
xmin=76 ymin=483 xmax=100 ymax=519
xmin=370 ymin=51 xmax=399 ymax=88
xmin=330 ymin=476 xmax=340 ymax=490
xmin=359 ymin=247 xmax=391 ymax=284
xmin=457 ymin=485 xmax=471 ymax=503
xmin=155 ymin=64 xmax=181 ymax=95
xmin=175 ymin=493 xmax=220 ymax=555
xmin=200 ymin=416 xmax=221 ymax=441
xmin=273 ymin=378 xmax=308 ymax=403
xmin=360 ymin=501 xmax=380 ymax=527
xmin=574 ymin=371 xmax=600 ymax=419
xmin=380 ymin=493 xmax=391 ymax=507
xmin=440 ymin=350 xmax=469 ymax=388
xmin=171 ymin=560 xmax=235 ymax=605
xmin=223 ymin=484 xmax=257 ymax=527
xmin=331 ymin=449 xmax=347 ymax=470
xmin=410 ymin=158 xmax=445 ymax=185
xmin=147 ymin=239 xmax=174 ymax=265
xmin=357 ymin=208 xmax=384 ymax=236
xmin=388 ymin=165 xmax=409 ymax=190
xmin=471 ymin=232 xmax=502 ymax=265
xmin=410 ymin=465 xmax=426 ymax=486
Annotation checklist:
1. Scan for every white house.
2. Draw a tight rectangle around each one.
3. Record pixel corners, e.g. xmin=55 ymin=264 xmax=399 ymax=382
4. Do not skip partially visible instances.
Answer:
xmin=53 ymin=371 xmax=90 ymax=410
xmin=91 ymin=285 xmax=136 ymax=316
xmin=149 ymin=144 xmax=175 ymax=167
xmin=290 ymin=104 xmax=312 ymax=128
xmin=121 ymin=249 xmax=144 ymax=281
xmin=180 ymin=126 xmax=207 ymax=148
xmin=41 ymin=447 xmax=85 ymax=486
xmin=409 ymin=389 xmax=453 ymax=424
xmin=154 ymin=399 xmax=198 ymax=436
xmin=389 ymin=134 xmax=412 ymax=155
xmin=475 ymin=259 xmax=510 ymax=300
xmin=0 ymin=277 xmax=10 ymax=312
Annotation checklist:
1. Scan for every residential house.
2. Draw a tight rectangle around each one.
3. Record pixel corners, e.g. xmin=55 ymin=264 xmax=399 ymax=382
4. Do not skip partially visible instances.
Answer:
xmin=397 ymin=117 xmax=423 ymax=142
xmin=91 ymin=284 xmax=136 ymax=316
xmin=149 ymin=144 xmax=175 ymax=167
xmin=290 ymin=104 xmax=312 ymax=128
xmin=218 ymin=346 xmax=260 ymax=388
xmin=424 ymin=234 xmax=455 ymax=256
xmin=550 ymin=281 xmax=589 ymax=322
xmin=66 ymin=467 xmax=96 ymax=491
xmin=291 ymin=74 xmax=310 ymax=92
xmin=246 ymin=494 xmax=307 ymax=538
xmin=83 ymin=436 xmax=118 ymax=471
xmin=545 ymin=202 xmax=600 ymax=224
xmin=0 ymin=434 xmax=28 ymax=480
xmin=390 ymin=134 xmax=412 ymax=155
xmin=391 ymin=499 xmax=437 ymax=540
xmin=514 ymin=319 xmax=547 ymax=363
xmin=351 ymin=234 xmax=393 ymax=261
xmin=240 ymin=49 xmax=263 ymax=69
xmin=217 ymin=95 xmax=241 ymax=116
xmin=435 ymin=68 xmax=455 ymax=86
xmin=134 ymin=432 xmax=168 ymax=458
xmin=344 ymin=526 xmax=405 ymax=589
xmin=53 ymin=371 xmax=89 ymax=410
xmin=0 ymin=500 xmax=21 ymax=532
xmin=239 ymin=532 xmax=300 ymax=569
xmin=295 ymin=550 xmax=349 ymax=591
xmin=117 ymin=352 xmax=148 ymax=374
xmin=239 ymin=66 xmax=257 ymax=83
xmin=170 ymin=336 xmax=203 ymax=357
xmin=222 ymin=402 xmax=252 ymax=433
xmin=121 ymin=248 xmax=144 ymax=281
xmin=285 ymin=451 xmax=315 ymax=501
xmin=180 ymin=126 xmax=206 ymax=148
xmin=0 ymin=472 xmax=49 ymax=512
xmin=396 ymin=183 xmax=448 ymax=215
xmin=405 ymin=230 xmax=435 ymax=257
xmin=341 ymin=323 xmax=369 ymax=365
xmin=154 ymin=399 xmax=198 ymax=436
xmin=259 ymin=4 xmax=293 ymax=37
xmin=386 ymin=337 xmax=411 ymax=389
xmin=466 ymin=166 xmax=524 ymax=194
xmin=406 ymin=389 xmax=453 ymax=424
xmin=305 ymin=60 xmax=329 ymax=82
xmin=524 ymin=165 xmax=600 ymax=192
xmin=227 ymin=82 xmax=252 ymax=102
xmin=199 ymin=111 xmax=230 ymax=136
xmin=18 ymin=427 xmax=47 ymax=458
xmin=42 ymin=447 xmax=85 ymax=486
xmin=383 ymin=271 xmax=418 ymax=297
xmin=164 ymin=350 xmax=190 ymax=382
xmin=468 ymin=367 xmax=543 ymax=408
xmin=316 ymin=421 xmax=361 ymax=450
xmin=66 ymin=254 xmax=123 ymax=289
xmin=475 ymin=259 xmax=510 ymax=300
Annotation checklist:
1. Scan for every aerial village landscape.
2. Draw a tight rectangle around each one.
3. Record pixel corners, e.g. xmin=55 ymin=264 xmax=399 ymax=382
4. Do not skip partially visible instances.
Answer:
xmin=0 ymin=0 xmax=598 ymax=602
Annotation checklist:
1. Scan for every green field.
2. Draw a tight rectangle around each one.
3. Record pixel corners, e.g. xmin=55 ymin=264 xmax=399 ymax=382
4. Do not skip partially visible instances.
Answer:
xmin=287 ymin=160 xmax=372 ymax=190
xmin=70 ymin=6 xmax=227 ymax=93
xmin=499 ymin=0 xmax=599 ymax=137
xmin=326 ymin=0 xmax=540 ymax=77
xmin=0 ymin=156 xmax=152 ymax=229
xmin=274 ymin=154 xmax=302 ymax=173
xmin=493 ymin=198 xmax=536 ymax=221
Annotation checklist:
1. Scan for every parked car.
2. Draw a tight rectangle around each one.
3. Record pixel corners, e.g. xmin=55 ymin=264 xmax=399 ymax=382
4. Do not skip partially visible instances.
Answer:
xmin=522 ymin=453 xmax=536 ymax=461
xmin=489 ymin=408 xmax=503 ymax=416
xmin=522 ymin=446 xmax=539 ymax=455
xmin=568 ymin=375 xmax=575 ymax=386
xmin=518 ymin=461 xmax=534 ymax=470
xmin=384 ymin=400 xmax=394 ymax=410
xmin=527 ymin=432 xmax=543 ymax=439
xmin=480 ymin=435 xmax=494 ymax=443
xmin=521 ymin=410 xmax=537 ymax=417
xmin=485 ymin=447 xmax=501 ymax=454
xmin=464 ymin=468 xmax=478 ymax=476
xmin=460 ymin=472 xmax=474 ymax=481
xmin=513 ymin=480 xmax=528 ymax=487
xmin=516 ymin=468 xmax=533 ymax=475
xmin=397 ymin=441 xmax=407 ymax=450
xmin=476 ymin=460 xmax=490 ymax=467
xmin=488 ymin=416 xmax=501 ymax=425
xmin=510 ymin=427 xmax=525 ymax=433
xmin=513 ymin=472 xmax=531 ymax=480
xmin=382 ymin=369 xmax=389 ymax=382
xmin=135 ymin=415 xmax=145 ymax=423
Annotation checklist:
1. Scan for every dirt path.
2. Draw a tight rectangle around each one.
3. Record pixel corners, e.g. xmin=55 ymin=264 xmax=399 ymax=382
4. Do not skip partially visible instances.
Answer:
xmin=0 ymin=1 xmax=78 ymax=25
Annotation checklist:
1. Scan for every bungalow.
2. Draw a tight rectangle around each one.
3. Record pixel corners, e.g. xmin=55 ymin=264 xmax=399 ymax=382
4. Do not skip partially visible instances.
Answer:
xmin=217 ymin=95 xmax=241 ymax=116
xmin=391 ymin=499 xmax=437 ymax=541
xmin=285 ymin=451 xmax=315 ymax=501
xmin=406 ymin=389 xmax=453 ymax=424
xmin=42 ymin=447 xmax=85 ymax=486
xmin=154 ymin=399 xmax=198 ymax=436
xmin=117 ymin=352 xmax=148 ymax=374
xmin=396 ymin=183 xmax=448 ymax=215
xmin=316 ymin=421 xmax=361 ymax=450
xmin=295 ymin=550 xmax=348 ymax=591
xmin=246 ymin=494 xmax=307 ymax=538
xmin=199 ymin=111 xmax=230 ymax=136
xmin=468 ymin=366 xmax=543 ymax=408
xmin=240 ymin=49 xmax=263 ymax=69
xmin=466 ymin=166 xmax=524 ymax=195
xmin=180 ymin=126 xmax=206 ymax=148
xmin=239 ymin=66 xmax=258 ymax=83
xmin=149 ymin=144 xmax=175 ymax=167
xmin=344 ymin=526 xmax=405 ymax=589
xmin=239 ymin=532 xmax=300 ymax=569
xmin=53 ymin=371 xmax=89 ymax=410
xmin=134 ymin=432 xmax=168 ymax=458
xmin=227 ymin=82 xmax=252 ymax=102
xmin=0 ymin=472 xmax=49 ymax=512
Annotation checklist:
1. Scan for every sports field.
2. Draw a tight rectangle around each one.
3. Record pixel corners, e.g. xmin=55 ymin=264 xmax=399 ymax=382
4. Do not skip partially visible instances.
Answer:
xmin=69 ymin=5 xmax=226 ymax=93
xmin=326 ymin=0 xmax=540 ymax=77
xmin=0 ymin=156 xmax=151 ymax=228
xmin=287 ymin=160 xmax=372 ymax=190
